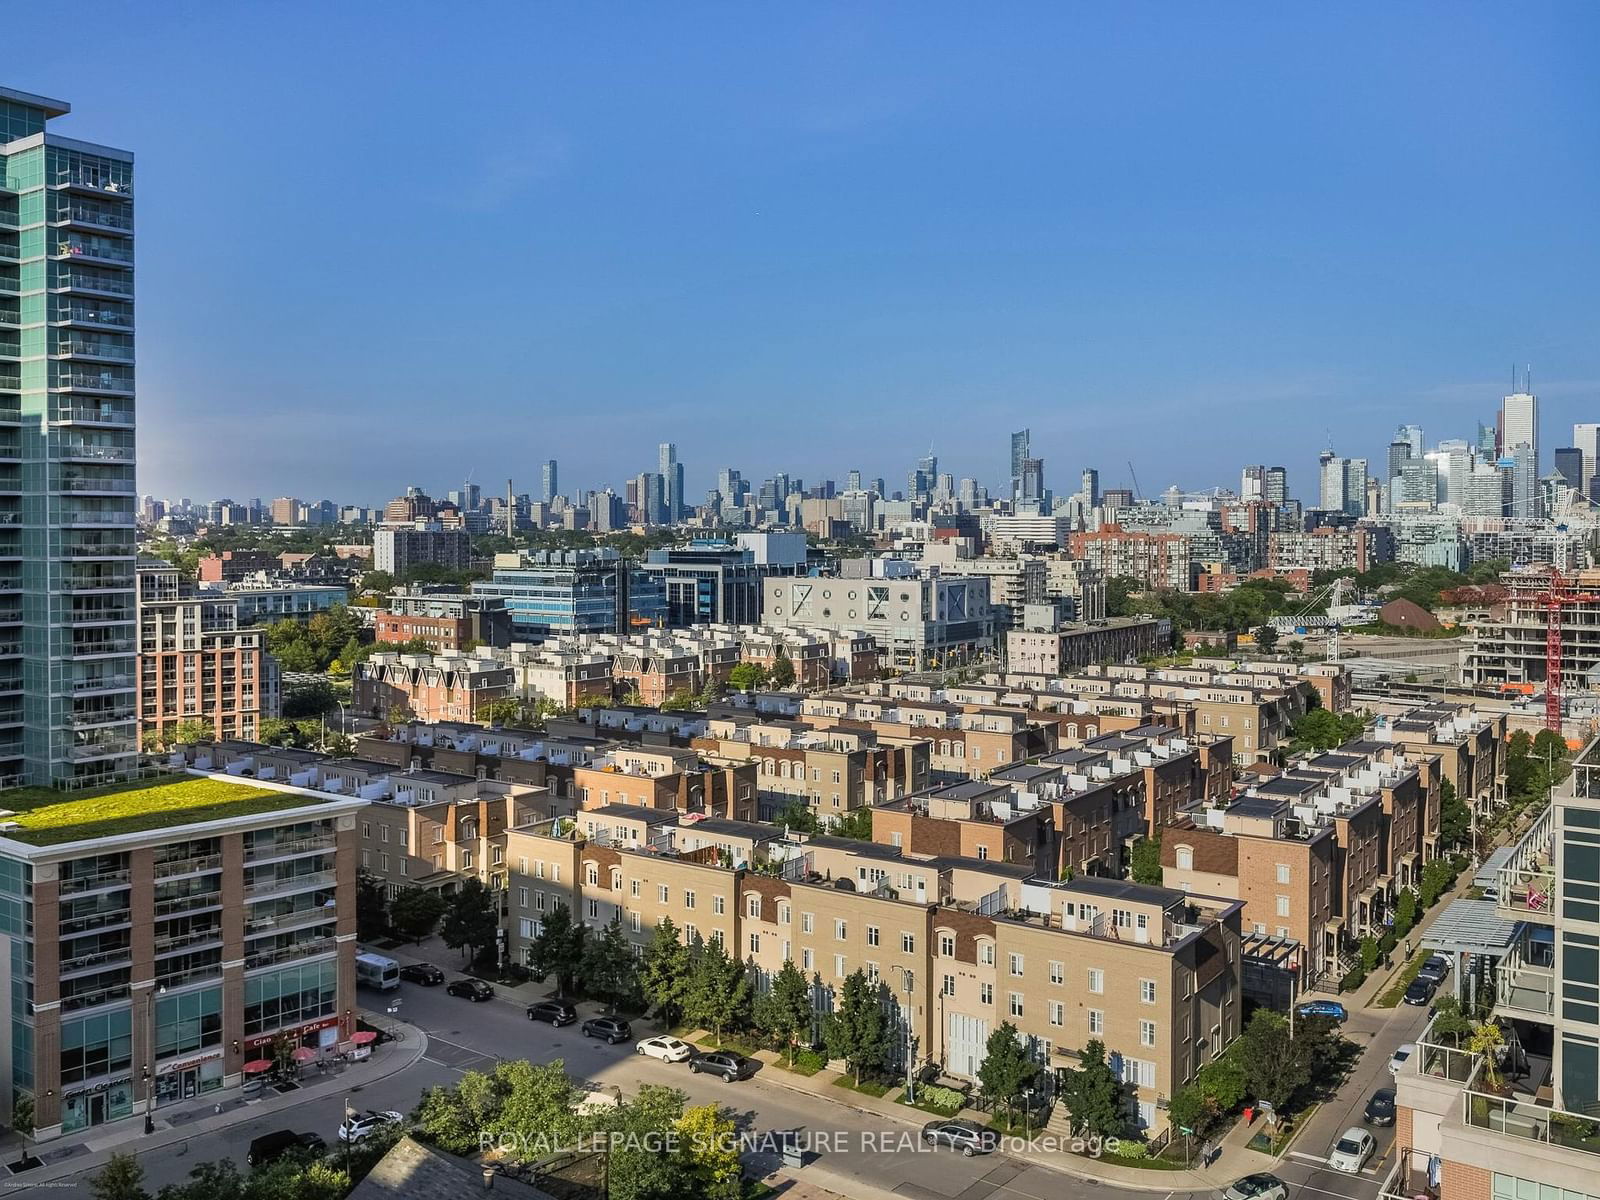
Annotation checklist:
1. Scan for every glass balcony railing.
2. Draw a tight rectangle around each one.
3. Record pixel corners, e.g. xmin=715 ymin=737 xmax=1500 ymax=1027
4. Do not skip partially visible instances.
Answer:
xmin=58 ymin=909 xmax=131 ymax=937
xmin=243 ymin=937 xmax=337 ymax=972
xmin=1460 ymin=1057 xmax=1600 ymax=1158
xmin=152 ymin=891 xmax=222 ymax=919
xmin=0 ymin=374 xmax=19 ymax=391
xmin=57 ymin=403 xmax=134 ymax=426
xmin=244 ymin=868 xmax=336 ymax=899
xmin=60 ymin=477 xmax=137 ymax=495
xmin=245 ymin=905 xmax=337 ymax=937
xmin=0 ymin=307 xmax=18 ymax=325
xmin=153 ymin=852 xmax=222 ymax=880
xmin=56 ymin=340 xmax=133 ymax=362
xmin=57 ymin=869 xmax=131 ymax=896
xmin=244 ymin=834 xmax=337 ymax=863
xmin=57 ymin=371 xmax=133 ymax=394
xmin=55 ymin=240 xmax=132 ymax=266
xmin=152 ymin=926 xmax=222 ymax=954
xmin=56 ymin=206 xmax=133 ymax=232
xmin=53 ymin=169 xmax=132 ymax=197
xmin=61 ymin=511 xmax=135 ymax=527
xmin=60 ymin=981 xmax=131 ymax=1012
xmin=68 ymin=737 xmax=136 ymax=761
xmin=57 ymin=305 xmax=132 ymax=328
xmin=58 ymin=442 xmax=133 ymax=462
xmin=55 ymin=273 xmax=133 ymax=297
xmin=59 ymin=945 xmax=131 ymax=975
xmin=156 ymin=962 xmax=222 ymax=990
xmin=72 ymin=675 xmax=133 ymax=694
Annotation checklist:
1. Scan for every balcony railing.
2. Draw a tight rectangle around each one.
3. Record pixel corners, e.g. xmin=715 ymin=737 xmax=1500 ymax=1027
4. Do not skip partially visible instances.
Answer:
xmin=58 ymin=306 xmax=132 ymax=328
xmin=244 ymin=834 xmax=337 ymax=863
xmin=152 ymin=891 xmax=222 ymax=919
xmin=56 ymin=241 xmax=132 ymax=266
xmin=56 ymin=341 xmax=133 ymax=362
xmin=244 ymin=868 xmax=335 ymax=899
xmin=58 ymin=443 xmax=133 ymax=462
xmin=1498 ymin=803 xmax=1555 ymax=921
xmin=152 ymin=926 xmax=221 ymax=954
xmin=59 ymin=946 xmax=131 ymax=975
xmin=57 ymin=869 xmax=131 ymax=896
xmin=243 ymin=937 xmax=337 ymax=972
xmin=61 ymin=511 xmax=135 ymax=527
xmin=1460 ymin=1056 xmax=1600 ymax=1158
xmin=53 ymin=170 xmax=132 ymax=197
xmin=58 ymin=909 xmax=131 ymax=937
xmin=57 ymin=206 xmax=132 ymax=232
xmin=156 ymin=962 xmax=222 ymax=990
xmin=55 ymin=273 xmax=133 ymax=298
xmin=245 ymin=903 xmax=337 ymax=937
xmin=1416 ymin=1014 xmax=1477 ymax=1083
xmin=56 ymin=372 xmax=133 ymax=394
xmin=60 ymin=982 xmax=131 ymax=1012
xmin=153 ymin=852 xmax=221 ymax=879
xmin=57 ymin=404 xmax=133 ymax=425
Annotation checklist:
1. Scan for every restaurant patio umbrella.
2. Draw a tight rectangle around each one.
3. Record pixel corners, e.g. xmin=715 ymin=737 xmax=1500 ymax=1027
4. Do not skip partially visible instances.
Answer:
xmin=291 ymin=1047 xmax=319 ymax=1063
xmin=349 ymin=1030 xmax=378 ymax=1046
xmin=242 ymin=1059 xmax=273 ymax=1074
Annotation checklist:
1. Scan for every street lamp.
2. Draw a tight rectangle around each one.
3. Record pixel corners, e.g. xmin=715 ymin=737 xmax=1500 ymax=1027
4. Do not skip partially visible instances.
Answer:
xmin=143 ymin=984 xmax=165 ymax=1135
xmin=890 ymin=965 xmax=917 ymax=1104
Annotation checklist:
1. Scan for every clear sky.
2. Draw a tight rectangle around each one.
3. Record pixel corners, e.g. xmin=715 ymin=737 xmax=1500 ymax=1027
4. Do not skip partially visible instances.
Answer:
xmin=14 ymin=2 xmax=1600 ymax=505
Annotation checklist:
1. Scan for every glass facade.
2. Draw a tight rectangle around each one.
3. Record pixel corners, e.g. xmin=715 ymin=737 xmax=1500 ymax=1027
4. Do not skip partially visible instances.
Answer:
xmin=0 ymin=88 xmax=137 ymax=786
xmin=243 ymin=959 xmax=337 ymax=1037
xmin=473 ymin=549 xmax=666 ymax=639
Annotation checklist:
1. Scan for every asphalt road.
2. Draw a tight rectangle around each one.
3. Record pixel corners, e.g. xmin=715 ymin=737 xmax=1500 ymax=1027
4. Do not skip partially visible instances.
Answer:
xmin=34 ymin=979 xmax=1430 ymax=1200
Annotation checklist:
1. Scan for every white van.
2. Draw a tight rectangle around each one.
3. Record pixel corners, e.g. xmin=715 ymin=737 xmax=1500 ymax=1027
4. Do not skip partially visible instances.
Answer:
xmin=355 ymin=952 xmax=399 ymax=991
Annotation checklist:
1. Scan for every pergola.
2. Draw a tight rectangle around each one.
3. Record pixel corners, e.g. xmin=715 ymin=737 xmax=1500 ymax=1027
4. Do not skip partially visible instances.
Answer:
xmin=1418 ymin=897 xmax=1520 ymax=1004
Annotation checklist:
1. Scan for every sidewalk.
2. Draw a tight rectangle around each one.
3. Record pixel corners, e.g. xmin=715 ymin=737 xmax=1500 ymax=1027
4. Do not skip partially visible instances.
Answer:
xmin=0 ymin=1013 xmax=429 ymax=1193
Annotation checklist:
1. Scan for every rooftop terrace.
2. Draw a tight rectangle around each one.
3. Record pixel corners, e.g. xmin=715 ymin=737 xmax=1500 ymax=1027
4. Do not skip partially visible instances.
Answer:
xmin=0 ymin=774 xmax=333 ymax=846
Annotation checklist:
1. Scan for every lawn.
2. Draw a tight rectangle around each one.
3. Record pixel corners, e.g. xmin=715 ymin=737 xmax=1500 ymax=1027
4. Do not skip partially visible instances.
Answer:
xmin=770 ymin=1048 xmax=826 ymax=1076
xmin=695 ymin=1032 xmax=764 ymax=1058
xmin=1377 ymin=952 xmax=1430 ymax=1008
xmin=831 ymin=1075 xmax=891 ymax=1099
xmin=0 ymin=775 xmax=328 ymax=845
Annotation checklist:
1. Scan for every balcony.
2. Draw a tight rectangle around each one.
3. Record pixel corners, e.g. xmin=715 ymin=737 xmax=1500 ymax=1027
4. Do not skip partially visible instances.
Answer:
xmin=156 ymin=962 xmax=222 ymax=990
xmin=54 ymin=240 xmax=132 ymax=267
xmin=53 ymin=273 xmax=133 ymax=299
xmin=244 ymin=834 xmax=337 ymax=864
xmin=52 ymin=170 xmax=132 ymax=198
xmin=55 ymin=206 xmax=133 ymax=233
xmin=245 ymin=902 xmax=338 ymax=937
xmin=244 ymin=868 xmax=335 ymax=899
xmin=68 ymin=738 xmax=136 ymax=762
xmin=57 ymin=306 xmax=132 ymax=330
xmin=59 ymin=981 xmax=131 ymax=1013
xmin=55 ymin=372 xmax=133 ymax=396
xmin=58 ymin=442 xmax=133 ymax=463
xmin=152 ymin=891 xmax=222 ymax=919
xmin=243 ymin=937 xmax=337 ymax=972
xmin=0 ymin=374 xmax=18 ymax=391
xmin=58 ymin=945 xmax=131 ymax=976
xmin=154 ymin=851 xmax=222 ymax=880
xmin=1377 ymin=1148 xmax=1433 ymax=1200
xmin=60 ymin=477 xmax=137 ymax=495
xmin=57 ymin=406 xmax=133 ymax=430
xmin=57 ymin=869 xmax=131 ymax=896
xmin=1497 ymin=803 xmax=1555 ymax=924
xmin=61 ymin=511 xmax=135 ymax=528
xmin=58 ymin=909 xmax=131 ymax=937
xmin=153 ymin=925 xmax=221 ymax=953
xmin=70 ymin=708 xmax=136 ymax=730
xmin=55 ymin=339 xmax=133 ymax=363
xmin=0 ymin=306 xmax=18 ymax=326
xmin=72 ymin=675 xmax=133 ymax=694
xmin=1459 ymin=1055 xmax=1600 ymax=1158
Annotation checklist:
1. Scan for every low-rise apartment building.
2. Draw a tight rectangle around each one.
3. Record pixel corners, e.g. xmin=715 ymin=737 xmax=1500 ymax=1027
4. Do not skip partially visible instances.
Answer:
xmin=796 ymin=692 xmax=1055 ymax=781
xmin=353 ymin=652 xmax=515 ymax=723
xmin=374 ymin=586 xmax=513 ymax=651
xmin=1006 ymin=616 xmax=1173 ymax=675
xmin=763 ymin=574 xmax=995 ymax=672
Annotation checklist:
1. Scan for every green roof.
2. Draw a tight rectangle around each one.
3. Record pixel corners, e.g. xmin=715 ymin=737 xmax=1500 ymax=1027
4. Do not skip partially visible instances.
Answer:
xmin=0 ymin=775 xmax=332 ymax=846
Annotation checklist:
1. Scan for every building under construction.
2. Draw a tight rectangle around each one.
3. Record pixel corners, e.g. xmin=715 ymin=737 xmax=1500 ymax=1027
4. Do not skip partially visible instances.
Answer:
xmin=1462 ymin=568 xmax=1600 ymax=702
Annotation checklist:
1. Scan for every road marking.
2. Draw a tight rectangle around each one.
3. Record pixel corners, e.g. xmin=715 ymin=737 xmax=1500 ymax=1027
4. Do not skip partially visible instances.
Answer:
xmin=1295 ymin=1184 xmax=1378 ymax=1200
xmin=1290 ymin=1151 xmax=1329 ymax=1165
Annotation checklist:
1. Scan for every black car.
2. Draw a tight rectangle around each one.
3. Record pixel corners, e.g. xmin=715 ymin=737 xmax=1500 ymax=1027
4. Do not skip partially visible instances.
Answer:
xmin=399 ymin=963 xmax=445 ymax=986
xmin=446 ymin=978 xmax=494 ymax=1002
xmin=1404 ymin=977 xmax=1437 ymax=1006
xmin=581 ymin=1016 xmax=633 ymax=1043
xmin=690 ymin=1051 xmax=755 ymax=1082
xmin=526 ymin=999 xmax=578 ymax=1026
xmin=1417 ymin=954 xmax=1451 ymax=986
xmin=246 ymin=1129 xmax=326 ymax=1167
xmin=1364 ymin=1087 xmax=1397 ymax=1127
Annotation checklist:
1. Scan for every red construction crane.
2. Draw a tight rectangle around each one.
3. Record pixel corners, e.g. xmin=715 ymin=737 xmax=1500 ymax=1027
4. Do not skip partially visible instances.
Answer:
xmin=1533 ymin=567 xmax=1600 ymax=731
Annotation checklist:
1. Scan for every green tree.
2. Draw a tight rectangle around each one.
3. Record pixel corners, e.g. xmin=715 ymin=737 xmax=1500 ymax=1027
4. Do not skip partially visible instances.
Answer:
xmin=258 ymin=717 xmax=309 ymax=748
xmin=684 ymin=933 xmax=750 ymax=1042
xmin=413 ymin=1067 xmax=511 ymax=1155
xmin=1129 ymin=835 xmax=1163 ymax=886
xmin=355 ymin=871 xmax=388 ymax=943
xmin=477 ymin=697 xmax=524 ymax=726
xmin=440 ymin=878 xmax=501 ymax=967
xmin=1234 ymin=1009 xmax=1310 ymax=1110
xmin=823 ymin=969 xmax=887 ymax=1085
xmin=1105 ymin=576 xmax=1143 ymax=618
xmin=976 ymin=1021 xmax=1038 ymax=1126
xmin=169 ymin=719 xmax=215 ymax=747
xmin=581 ymin=915 xmax=637 ymax=1012
xmin=1430 ymin=994 xmax=1472 ymax=1044
xmin=1056 ymin=1038 xmax=1127 ymax=1139
xmin=89 ymin=1153 xmax=148 ymax=1200
xmin=673 ymin=1104 xmax=742 ymax=1200
xmin=726 ymin=662 xmax=767 ymax=692
xmin=526 ymin=899 xmax=586 ymax=995
xmin=1254 ymin=624 xmax=1280 ymax=653
xmin=1290 ymin=707 xmax=1366 ymax=753
xmin=240 ymin=1159 xmax=349 ymax=1200
xmin=1394 ymin=889 xmax=1418 ymax=937
xmin=360 ymin=569 xmax=395 ymax=595
xmin=281 ymin=677 xmax=337 ymax=719
xmin=769 ymin=651 xmax=795 ymax=690
xmin=777 ymin=800 xmax=819 ymax=835
xmin=753 ymin=960 xmax=814 ymax=1063
xmin=640 ymin=918 xmax=692 ymax=1026
xmin=1359 ymin=935 xmax=1380 ymax=973
xmin=592 ymin=1083 xmax=689 ymax=1200
xmin=10 ymin=1093 xmax=32 ymax=1136
xmin=154 ymin=1159 xmax=241 ymax=1200
xmin=831 ymin=807 xmax=874 ymax=840
xmin=1438 ymin=778 xmax=1471 ymax=850
xmin=490 ymin=1059 xmax=581 ymax=1155
xmin=389 ymin=886 xmax=447 ymax=944
xmin=659 ymin=690 xmax=696 ymax=711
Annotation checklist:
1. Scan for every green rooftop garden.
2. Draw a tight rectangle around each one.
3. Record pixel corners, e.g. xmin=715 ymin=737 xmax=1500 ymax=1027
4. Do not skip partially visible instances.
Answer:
xmin=0 ymin=775 xmax=330 ymax=846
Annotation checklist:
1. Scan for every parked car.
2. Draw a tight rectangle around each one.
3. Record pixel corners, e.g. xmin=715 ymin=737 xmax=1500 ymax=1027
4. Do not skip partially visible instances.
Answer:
xmin=636 ymin=1035 xmax=696 ymax=1062
xmin=526 ymin=999 xmax=578 ymax=1026
xmin=337 ymin=1110 xmax=404 ymax=1144
xmin=1404 ymin=977 xmax=1437 ymax=1006
xmin=1417 ymin=954 xmax=1451 ymax=985
xmin=1222 ymin=1173 xmax=1289 ymax=1200
xmin=246 ymin=1130 xmax=326 ymax=1167
xmin=446 ymin=979 xmax=494 ymax=1002
xmin=1363 ymin=1088 xmax=1397 ymax=1127
xmin=581 ymin=1016 xmax=633 ymax=1043
xmin=1295 ymin=1000 xmax=1348 ymax=1022
xmin=920 ymin=1119 xmax=1000 ymax=1157
xmin=689 ymin=1051 xmax=755 ymax=1081
xmin=1389 ymin=1043 xmax=1417 ymax=1075
xmin=399 ymin=963 xmax=445 ymax=986
xmin=1327 ymin=1127 xmax=1376 ymax=1173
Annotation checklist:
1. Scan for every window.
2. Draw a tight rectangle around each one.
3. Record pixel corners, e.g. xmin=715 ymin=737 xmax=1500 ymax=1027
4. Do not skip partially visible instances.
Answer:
xmin=835 ymin=919 xmax=847 ymax=941
xmin=942 ymin=974 xmax=956 ymax=997
xmin=1140 ymin=1020 xmax=1157 ymax=1047
xmin=380 ymin=826 xmax=389 ymax=843
xmin=980 ymin=982 xmax=994 ymax=1005
xmin=867 ymin=962 xmax=880 ymax=985
xmin=586 ymin=865 xmax=598 ymax=886
xmin=979 ymin=942 xmax=995 ymax=966
xmin=684 ymin=890 xmax=696 ymax=910
xmin=1088 ymin=1009 xmax=1103 ymax=1034
xmin=939 ymin=933 xmax=955 ymax=957
xmin=867 ymin=925 xmax=880 ymax=947
xmin=1050 ymin=1001 xmax=1064 ymax=1027
xmin=1276 ymin=895 xmax=1290 ymax=917
xmin=630 ymin=912 xmax=641 ymax=933
xmin=802 ymin=948 xmax=813 ymax=971
xmin=1175 ymin=846 xmax=1193 ymax=870
xmin=1140 ymin=979 xmax=1157 ymax=1004
xmin=779 ymin=903 xmax=791 ymax=926
xmin=1088 ymin=968 xmax=1104 ymax=994
xmin=976 ymin=845 xmax=989 ymax=860
xmin=747 ymin=895 xmax=761 ymax=918
xmin=1276 ymin=863 xmax=1291 ymax=884
xmin=801 ymin=912 xmax=813 ymax=934
xmin=713 ymin=895 xmax=725 ymax=916
xmin=657 ymin=884 xmax=669 ymax=903
xmin=749 ymin=933 xmax=760 ymax=955
xmin=362 ymin=822 xmax=371 ymax=840
xmin=517 ymin=887 xmax=528 ymax=908
xmin=519 ymin=918 xmax=536 ymax=939
xmin=631 ymin=879 xmax=641 ymax=898
xmin=1050 ymin=960 xmax=1064 ymax=985
xmin=834 ymin=954 xmax=846 ymax=977
xmin=1009 ymin=992 xmax=1023 ymax=1018
xmin=902 ymin=932 xmax=915 ymax=954
xmin=1009 ymin=953 xmax=1024 ymax=977
xmin=587 ymin=899 xmax=599 ymax=919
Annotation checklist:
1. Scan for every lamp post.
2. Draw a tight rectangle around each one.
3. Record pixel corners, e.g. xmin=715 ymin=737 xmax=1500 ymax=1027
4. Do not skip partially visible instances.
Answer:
xmin=143 ymin=984 xmax=165 ymax=1134
xmin=891 ymin=965 xmax=916 ymax=1104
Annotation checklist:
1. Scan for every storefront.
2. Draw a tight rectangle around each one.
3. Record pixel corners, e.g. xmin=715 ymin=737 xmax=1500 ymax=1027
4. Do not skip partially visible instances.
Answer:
xmin=242 ymin=1015 xmax=341 ymax=1054
xmin=155 ymin=1051 xmax=224 ymax=1107
xmin=61 ymin=1076 xmax=134 ymax=1134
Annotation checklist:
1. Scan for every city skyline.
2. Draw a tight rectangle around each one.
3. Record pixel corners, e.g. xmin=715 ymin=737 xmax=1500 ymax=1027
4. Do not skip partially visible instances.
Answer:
xmin=5 ymin=4 xmax=1596 ymax=500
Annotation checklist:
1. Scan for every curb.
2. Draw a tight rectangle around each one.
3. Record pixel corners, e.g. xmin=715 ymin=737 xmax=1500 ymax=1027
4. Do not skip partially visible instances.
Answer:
xmin=11 ymin=1016 xmax=431 ymax=1191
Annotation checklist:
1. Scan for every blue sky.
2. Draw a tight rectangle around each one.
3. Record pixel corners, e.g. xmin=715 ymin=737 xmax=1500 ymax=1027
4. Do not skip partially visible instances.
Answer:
xmin=14 ymin=2 xmax=1600 ymax=505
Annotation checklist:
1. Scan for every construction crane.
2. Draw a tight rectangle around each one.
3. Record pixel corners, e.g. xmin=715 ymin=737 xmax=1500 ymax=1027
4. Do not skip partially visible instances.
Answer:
xmin=1532 ymin=567 xmax=1600 ymax=731
xmin=1126 ymin=461 xmax=1144 ymax=502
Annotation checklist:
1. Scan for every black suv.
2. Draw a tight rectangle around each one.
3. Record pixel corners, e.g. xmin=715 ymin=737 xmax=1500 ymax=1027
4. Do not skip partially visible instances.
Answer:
xmin=1364 ymin=1087 xmax=1396 ymax=1126
xmin=246 ymin=1130 xmax=325 ymax=1167
xmin=690 ymin=1051 xmax=754 ymax=1081
xmin=526 ymin=999 xmax=578 ymax=1026
xmin=446 ymin=979 xmax=494 ymax=1002
xmin=399 ymin=963 xmax=445 ymax=986
xmin=581 ymin=1016 xmax=633 ymax=1043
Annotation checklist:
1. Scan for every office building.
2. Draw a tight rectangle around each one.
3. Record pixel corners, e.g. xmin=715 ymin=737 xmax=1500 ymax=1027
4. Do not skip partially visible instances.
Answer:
xmin=1388 ymin=433 xmax=1413 ymax=481
xmin=1507 ymin=444 xmax=1539 ymax=519
xmin=1554 ymin=447 xmax=1584 ymax=492
xmin=540 ymin=459 xmax=557 ymax=505
xmin=1400 ymin=424 xmax=1424 ymax=457
xmin=763 ymin=573 xmax=994 ymax=671
xmin=1318 ymin=450 xmax=1346 ymax=513
xmin=1501 ymin=389 xmax=1539 ymax=468
xmin=1009 ymin=429 xmax=1030 ymax=501
xmin=372 ymin=523 xmax=472 ymax=577
xmin=0 ymin=772 xmax=362 ymax=1138
xmin=1 ymin=88 xmax=141 ymax=786
xmin=137 ymin=559 xmax=276 ymax=746
xmin=472 ymin=548 xmax=666 ymax=640
xmin=1343 ymin=458 xmax=1369 ymax=517
xmin=1573 ymin=423 xmax=1600 ymax=500
xmin=638 ymin=540 xmax=806 ymax=627
xmin=222 ymin=580 xmax=348 ymax=626
xmin=658 ymin=443 xmax=682 ymax=523
xmin=1080 ymin=467 xmax=1100 ymax=509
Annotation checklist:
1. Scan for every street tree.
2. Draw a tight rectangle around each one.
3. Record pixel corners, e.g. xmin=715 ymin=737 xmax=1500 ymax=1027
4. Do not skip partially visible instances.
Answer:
xmin=1056 ymin=1038 xmax=1128 ymax=1139
xmin=753 ymin=959 xmax=815 ymax=1063
xmin=640 ymin=918 xmax=692 ymax=1026
xmin=769 ymin=651 xmax=795 ymax=690
xmin=823 ymin=969 xmax=887 ymax=1085
xmin=581 ymin=914 xmax=637 ymax=1012
xmin=1234 ymin=1009 xmax=1310 ymax=1110
xmin=1254 ymin=624 xmax=1280 ymax=653
xmin=976 ymin=1022 xmax=1038 ymax=1126
xmin=88 ymin=1154 xmax=148 ymax=1200
xmin=1438 ymin=779 xmax=1472 ymax=850
xmin=526 ymin=899 xmax=586 ymax=995
xmin=726 ymin=663 xmax=767 ymax=692
xmin=673 ymin=1104 xmax=743 ymax=1200
xmin=414 ymin=1067 xmax=514 ymax=1155
xmin=355 ymin=871 xmax=388 ymax=942
xmin=389 ymin=886 xmax=447 ymax=944
xmin=684 ymin=933 xmax=750 ymax=1041
xmin=440 ymin=877 xmax=501 ymax=967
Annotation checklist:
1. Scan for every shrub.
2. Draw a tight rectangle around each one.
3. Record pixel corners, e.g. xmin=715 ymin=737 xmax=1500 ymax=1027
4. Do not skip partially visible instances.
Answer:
xmin=1379 ymin=929 xmax=1397 ymax=956
xmin=1108 ymin=1140 xmax=1149 ymax=1159
xmin=1340 ymin=966 xmax=1367 ymax=992
xmin=917 ymin=1084 xmax=966 ymax=1112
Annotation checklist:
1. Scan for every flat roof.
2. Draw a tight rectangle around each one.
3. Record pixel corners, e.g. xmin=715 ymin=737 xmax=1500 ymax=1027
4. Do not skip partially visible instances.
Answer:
xmin=1062 ymin=876 xmax=1180 ymax=907
xmin=0 ymin=775 xmax=332 ymax=846
xmin=807 ymin=834 xmax=905 ymax=860
xmin=323 ymin=758 xmax=399 ymax=775
xmin=400 ymin=769 xmax=477 ymax=786
xmin=0 ymin=87 xmax=69 ymax=118
xmin=1421 ymin=897 xmax=1519 ymax=955
xmin=930 ymin=854 xmax=1033 ymax=877
xmin=684 ymin=817 xmax=777 ymax=840
xmin=1229 ymin=796 xmax=1287 ymax=819
xmin=587 ymin=804 xmax=678 ymax=824
xmin=929 ymin=780 xmax=1003 ymax=801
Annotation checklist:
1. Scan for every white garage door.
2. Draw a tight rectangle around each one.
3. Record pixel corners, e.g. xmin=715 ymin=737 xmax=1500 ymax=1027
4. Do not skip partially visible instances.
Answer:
xmin=948 ymin=1012 xmax=989 ymax=1079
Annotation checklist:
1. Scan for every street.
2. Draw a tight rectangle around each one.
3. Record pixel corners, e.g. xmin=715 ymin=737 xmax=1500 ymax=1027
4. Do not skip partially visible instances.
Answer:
xmin=25 ymin=976 xmax=1435 ymax=1200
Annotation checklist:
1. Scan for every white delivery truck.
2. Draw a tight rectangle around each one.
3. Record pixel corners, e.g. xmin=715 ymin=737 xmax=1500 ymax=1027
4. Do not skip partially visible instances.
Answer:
xmin=355 ymin=951 xmax=400 ymax=991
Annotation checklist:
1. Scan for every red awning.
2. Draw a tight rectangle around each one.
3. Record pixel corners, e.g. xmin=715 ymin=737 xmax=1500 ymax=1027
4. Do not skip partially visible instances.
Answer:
xmin=349 ymin=1031 xmax=378 ymax=1046
xmin=291 ymin=1047 xmax=319 ymax=1063
xmin=242 ymin=1059 xmax=273 ymax=1074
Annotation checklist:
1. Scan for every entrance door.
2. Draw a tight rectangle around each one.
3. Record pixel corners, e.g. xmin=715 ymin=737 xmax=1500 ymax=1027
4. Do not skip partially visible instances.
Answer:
xmin=947 ymin=1012 xmax=989 ymax=1079
xmin=87 ymin=1093 xmax=106 ymax=1127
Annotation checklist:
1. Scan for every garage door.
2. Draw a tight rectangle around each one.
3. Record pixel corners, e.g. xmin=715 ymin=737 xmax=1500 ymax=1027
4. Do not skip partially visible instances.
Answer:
xmin=948 ymin=1012 xmax=989 ymax=1079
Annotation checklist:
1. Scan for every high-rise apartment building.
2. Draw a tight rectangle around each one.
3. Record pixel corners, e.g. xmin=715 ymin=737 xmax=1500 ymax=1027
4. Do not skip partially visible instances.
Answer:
xmin=269 ymin=497 xmax=299 ymax=525
xmin=1574 ymin=423 xmax=1600 ymax=501
xmin=1318 ymin=450 xmax=1345 ymax=512
xmin=1009 ymin=429 xmax=1030 ymax=500
xmin=137 ymin=559 xmax=276 ymax=745
xmin=658 ymin=442 xmax=681 ymax=522
xmin=1080 ymin=467 xmax=1099 ymax=509
xmin=1343 ymin=458 xmax=1369 ymax=518
xmin=541 ymin=459 xmax=558 ymax=505
xmin=2 ymin=88 xmax=138 ymax=786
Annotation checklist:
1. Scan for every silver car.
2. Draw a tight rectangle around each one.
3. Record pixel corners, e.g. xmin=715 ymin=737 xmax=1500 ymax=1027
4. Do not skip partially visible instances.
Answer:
xmin=920 ymin=1119 xmax=1000 ymax=1156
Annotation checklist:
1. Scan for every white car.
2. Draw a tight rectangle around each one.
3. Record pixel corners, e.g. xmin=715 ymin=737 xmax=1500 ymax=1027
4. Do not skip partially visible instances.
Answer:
xmin=337 ymin=1109 xmax=404 ymax=1143
xmin=1327 ymin=1126 xmax=1376 ymax=1173
xmin=1222 ymin=1173 xmax=1289 ymax=1200
xmin=635 ymin=1035 xmax=695 ymax=1063
xmin=1389 ymin=1042 xmax=1417 ymax=1075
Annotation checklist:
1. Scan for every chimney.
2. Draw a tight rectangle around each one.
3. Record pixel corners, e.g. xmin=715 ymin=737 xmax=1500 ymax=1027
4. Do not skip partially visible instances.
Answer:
xmin=483 ymin=1165 xmax=495 ymax=1190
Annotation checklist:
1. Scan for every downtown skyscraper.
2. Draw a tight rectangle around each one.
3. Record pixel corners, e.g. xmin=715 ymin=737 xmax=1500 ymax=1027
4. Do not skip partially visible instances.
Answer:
xmin=1 ymin=88 xmax=137 ymax=786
